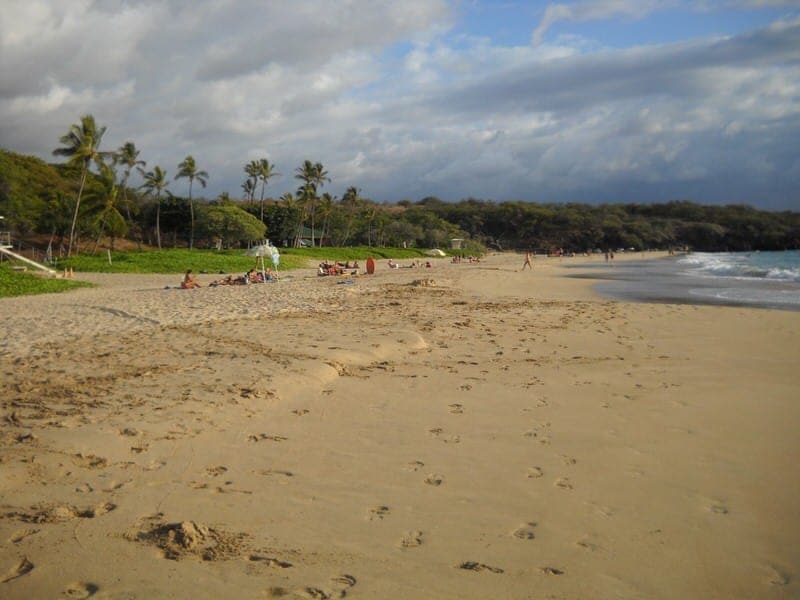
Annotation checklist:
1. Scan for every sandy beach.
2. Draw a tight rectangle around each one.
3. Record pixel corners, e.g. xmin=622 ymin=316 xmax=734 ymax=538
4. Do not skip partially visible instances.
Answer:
xmin=1 ymin=253 xmax=798 ymax=599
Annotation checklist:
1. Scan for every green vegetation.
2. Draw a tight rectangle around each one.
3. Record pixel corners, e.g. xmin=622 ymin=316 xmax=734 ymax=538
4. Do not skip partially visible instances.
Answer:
xmin=0 ymin=263 xmax=92 ymax=297
xmin=57 ymin=247 xmax=432 ymax=274
xmin=1 ymin=114 xmax=799 ymax=256
xmin=282 ymin=246 xmax=433 ymax=261
xmin=60 ymin=249 xmax=286 ymax=273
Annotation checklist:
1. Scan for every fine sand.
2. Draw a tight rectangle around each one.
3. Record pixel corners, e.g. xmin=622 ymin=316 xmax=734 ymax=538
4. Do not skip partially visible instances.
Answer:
xmin=1 ymin=253 xmax=798 ymax=599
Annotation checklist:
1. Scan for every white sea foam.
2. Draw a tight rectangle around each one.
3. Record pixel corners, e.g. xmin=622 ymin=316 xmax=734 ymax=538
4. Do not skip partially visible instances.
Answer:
xmin=689 ymin=287 xmax=800 ymax=306
xmin=679 ymin=252 xmax=800 ymax=282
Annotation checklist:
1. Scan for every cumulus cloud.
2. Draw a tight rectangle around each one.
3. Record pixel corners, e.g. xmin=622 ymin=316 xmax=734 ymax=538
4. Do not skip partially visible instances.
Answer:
xmin=531 ymin=0 xmax=676 ymax=46
xmin=0 ymin=1 xmax=798 ymax=208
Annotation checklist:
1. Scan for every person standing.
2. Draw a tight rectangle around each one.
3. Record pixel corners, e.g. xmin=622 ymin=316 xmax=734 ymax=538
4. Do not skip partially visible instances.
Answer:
xmin=521 ymin=251 xmax=533 ymax=271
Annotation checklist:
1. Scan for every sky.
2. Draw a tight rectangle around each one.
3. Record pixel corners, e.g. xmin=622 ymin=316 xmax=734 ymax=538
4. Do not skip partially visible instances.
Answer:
xmin=1 ymin=0 xmax=799 ymax=209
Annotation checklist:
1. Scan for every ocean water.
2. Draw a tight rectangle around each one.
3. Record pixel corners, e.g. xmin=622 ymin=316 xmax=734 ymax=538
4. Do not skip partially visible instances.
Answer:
xmin=571 ymin=251 xmax=800 ymax=311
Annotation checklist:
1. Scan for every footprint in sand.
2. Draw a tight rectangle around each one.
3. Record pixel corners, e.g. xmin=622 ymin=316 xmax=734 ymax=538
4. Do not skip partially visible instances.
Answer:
xmin=576 ymin=539 xmax=601 ymax=552
xmin=764 ymin=565 xmax=789 ymax=586
xmin=0 ymin=557 xmax=34 ymax=583
xmin=299 ymin=587 xmax=330 ymax=599
xmin=206 ymin=466 xmax=228 ymax=477
xmin=404 ymin=461 xmax=425 ymax=472
xmin=248 ymin=434 xmax=288 ymax=443
xmin=72 ymin=453 xmax=108 ymax=469
xmin=367 ymin=506 xmax=390 ymax=521
xmin=424 ymin=474 xmax=444 ymax=486
xmin=540 ymin=567 xmax=564 ymax=576
xmin=102 ymin=479 xmax=132 ymax=492
xmin=331 ymin=574 xmax=357 ymax=595
xmin=292 ymin=409 xmax=310 ymax=416
xmin=512 ymin=522 xmax=537 ymax=540
xmin=554 ymin=477 xmax=573 ymax=490
xmin=709 ymin=504 xmax=729 ymax=515
xmin=63 ymin=582 xmax=100 ymax=598
xmin=561 ymin=456 xmax=577 ymax=466
xmin=14 ymin=502 xmax=116 ymax=523
xmin=254 ymin=469 xmax=294 ymax=478
xmin=400 ymin=530 xmax=424 ymax=548
xmin=9 ymin=529 xmax=39 ymax=544
xmin=457 ymin=561 xmax=504 ymax=574
xmin=247 ymin=555 xmax=293 ymax=569
xmin=449 ymin=403 xmax=464 ymax=414
xmin=527 ymin=467 xmax=544 ymax=479
xmin=81 ymin=502 xmax=116 ymax=518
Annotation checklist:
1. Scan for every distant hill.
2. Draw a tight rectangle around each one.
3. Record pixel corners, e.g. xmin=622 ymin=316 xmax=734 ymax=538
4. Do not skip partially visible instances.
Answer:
xmin=0 ymin=149 xmax=74 ymax=233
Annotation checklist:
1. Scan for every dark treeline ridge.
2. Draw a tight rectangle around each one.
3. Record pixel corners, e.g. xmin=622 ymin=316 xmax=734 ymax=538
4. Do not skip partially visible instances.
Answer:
xmin=2 ymin=148 xmax=798 ymax=254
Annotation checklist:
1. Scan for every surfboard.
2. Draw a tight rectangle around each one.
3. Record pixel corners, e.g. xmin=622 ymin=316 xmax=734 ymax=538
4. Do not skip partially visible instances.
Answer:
xmin=366 ymin=257 xmax=375 ymax=274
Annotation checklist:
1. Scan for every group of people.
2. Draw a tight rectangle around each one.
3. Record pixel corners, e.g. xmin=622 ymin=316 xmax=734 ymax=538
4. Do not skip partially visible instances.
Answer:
xmin=318 ymin=260 xmax=359 ymax=276
xmin=451 ymin=255 xmax=480 ymax=264
xmin=180 ymin=267 xmax=279 ymax=289
xmin=182 ymin=255 xmax=440 ymax=287
xmin=210 ymin=268 xmax=279 ymax=286
xmin=388 ymin=259 xmax=432 ymax=269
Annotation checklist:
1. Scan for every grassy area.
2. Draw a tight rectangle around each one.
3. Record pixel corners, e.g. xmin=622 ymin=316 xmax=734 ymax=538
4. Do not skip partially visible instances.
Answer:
xmin=0 ymin=263 xmax=93 ymax=298
xmin=58 ymin=247 xmax=439 ymax=274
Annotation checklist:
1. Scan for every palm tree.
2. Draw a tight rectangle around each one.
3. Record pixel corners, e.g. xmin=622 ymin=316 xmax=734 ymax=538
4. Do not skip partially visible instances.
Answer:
xmin=138 ymin=166 xmax=169 ymax=250
xmin=244 ymin=160 xmax=260 ymax=206
xmin=114 ymin=141 xmax=145 ymax=249
xmin=241 ymin=179 xmax=255 ymax=203
xmin=294 ymin=160 xmax=330 ymax=247
xmin=175 ymin=155 xmax=209 ymax=249
xmin=294 ymin=181 xmax=316 ymax=247
xmin=318 ymin=192 xmax=335 ymax=246
xmin=53 ymin=114 xmax=111 ymax=256
xmin=256 ymin=159 xmax=279 ymax=223
xmin=279 ymin=192 xmax=299 ymax=245
xmin=114 ymin=141 xmax=145 ymax=219
xmin=340 ymin=186 xmax=361 ymax=246
xmin=313 ymin=162 xmax=330 ymax=189
xmin=90 ymin=163 xmax=128 ymax=251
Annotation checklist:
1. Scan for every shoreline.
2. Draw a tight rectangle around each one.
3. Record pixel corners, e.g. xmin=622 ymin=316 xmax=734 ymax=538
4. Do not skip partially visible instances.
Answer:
xmin=1 ymin=253 xmax=798 ymax=598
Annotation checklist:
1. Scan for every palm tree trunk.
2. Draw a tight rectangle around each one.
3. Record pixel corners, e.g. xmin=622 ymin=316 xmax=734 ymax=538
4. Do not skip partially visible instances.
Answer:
xmin=189 ymin=179 xmax=194 ymax=250
xmin=121 ymin=174 xmax=133 ymax=223
xmin=155 ymin=195 xmax=162 ymax=250
xmin=67 ymin=166 xmax=89 ymax=257
xmin=93 ymin=218 xmax=107 ymax=253
xmin=259 ymin=180 xmax=266 ymax=223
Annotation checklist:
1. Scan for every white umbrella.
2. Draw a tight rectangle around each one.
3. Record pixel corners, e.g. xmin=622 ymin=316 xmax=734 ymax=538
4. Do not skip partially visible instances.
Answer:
xmin=246 ymin=241 xmax=281 ymax=280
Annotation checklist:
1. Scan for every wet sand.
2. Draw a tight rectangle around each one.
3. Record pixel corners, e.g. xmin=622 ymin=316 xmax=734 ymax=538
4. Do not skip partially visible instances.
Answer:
xmin=1 ymin=253 xmax=798 ymax=598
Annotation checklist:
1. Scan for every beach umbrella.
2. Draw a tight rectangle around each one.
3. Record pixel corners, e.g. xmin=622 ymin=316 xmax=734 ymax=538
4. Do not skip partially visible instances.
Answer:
xmin=246 ymin=243 xmax=270 ymax=281
xmin=270 ymin=245 xmax=280 ymax=272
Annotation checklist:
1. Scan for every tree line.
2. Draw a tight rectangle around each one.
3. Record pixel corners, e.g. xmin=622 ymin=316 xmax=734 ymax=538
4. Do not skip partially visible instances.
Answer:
xmin=1 ymin=114 xmax=798 ymax=255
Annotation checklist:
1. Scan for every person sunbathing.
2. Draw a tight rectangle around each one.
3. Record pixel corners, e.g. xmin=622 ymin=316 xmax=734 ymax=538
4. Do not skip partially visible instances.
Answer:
xmin=209 ymin=274 xmax=235 ymax=286
xmin=181 ymin=269 xmax=202 ymax=289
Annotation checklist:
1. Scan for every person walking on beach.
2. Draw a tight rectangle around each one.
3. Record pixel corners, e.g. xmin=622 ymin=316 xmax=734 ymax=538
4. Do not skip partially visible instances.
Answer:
xmin=521 ymin=251 xmax=533 ymax=271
